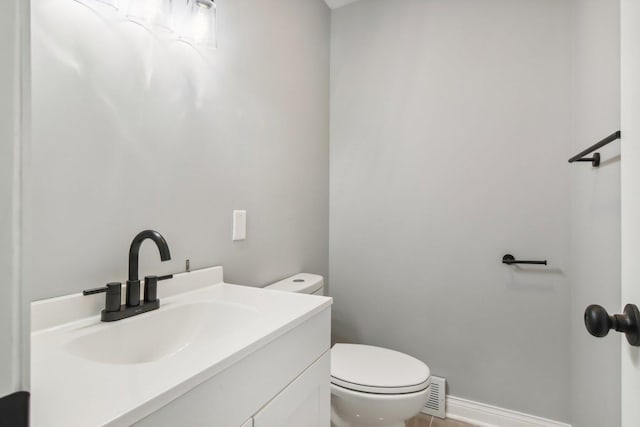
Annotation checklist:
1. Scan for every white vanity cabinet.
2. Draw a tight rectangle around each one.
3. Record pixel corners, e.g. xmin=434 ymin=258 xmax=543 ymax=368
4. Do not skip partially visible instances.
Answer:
xmin=252 ymin=352 xmax=330 ymax=427
xmin=132 ymin=305 xmax=331 ymax=427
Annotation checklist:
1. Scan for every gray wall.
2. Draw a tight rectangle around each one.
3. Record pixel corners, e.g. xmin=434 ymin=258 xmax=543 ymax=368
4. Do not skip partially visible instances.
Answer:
xmin=0 ymin=0 xmax=24 ymax=396
xmin=28 ymin=0 xmax=330 ymax=300
xmin=0 ymin=1 xmax=18 ymax=396
xmin=330 ymin=0 xmax=572 ymax=422
xmin=569 ymin=0 xmax=621 ymax=425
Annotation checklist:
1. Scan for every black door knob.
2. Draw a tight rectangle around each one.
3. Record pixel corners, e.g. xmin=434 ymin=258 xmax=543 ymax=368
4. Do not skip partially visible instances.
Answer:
xmin=584 ymin=304 xmax=640 ymax=346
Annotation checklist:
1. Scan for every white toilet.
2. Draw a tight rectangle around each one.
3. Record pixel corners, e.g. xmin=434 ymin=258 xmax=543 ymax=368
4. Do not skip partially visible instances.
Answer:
xmin=266 ymin=274 xmax=431 ymax=427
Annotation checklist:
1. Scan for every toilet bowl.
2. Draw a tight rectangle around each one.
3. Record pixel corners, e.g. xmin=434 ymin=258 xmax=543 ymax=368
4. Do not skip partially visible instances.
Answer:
xmin=266 ymin=274 xmax=431 ymax=427
xmin=330 ymin=343 xmax=430 ymax=427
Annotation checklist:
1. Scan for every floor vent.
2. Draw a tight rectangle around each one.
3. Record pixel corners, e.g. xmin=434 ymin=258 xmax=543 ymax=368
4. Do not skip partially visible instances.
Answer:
xmin=422 ymin=376 xmax=446 ymax=419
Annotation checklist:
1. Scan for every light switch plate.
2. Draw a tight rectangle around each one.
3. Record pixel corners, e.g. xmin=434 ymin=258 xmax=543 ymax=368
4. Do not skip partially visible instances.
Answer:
xmin=233 ymin=210 xmax=247 ymax=241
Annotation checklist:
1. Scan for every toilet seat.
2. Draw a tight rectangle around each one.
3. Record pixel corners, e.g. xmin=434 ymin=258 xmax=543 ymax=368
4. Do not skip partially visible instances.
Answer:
xmin=330 ymin=344 xmax=431 ymax=395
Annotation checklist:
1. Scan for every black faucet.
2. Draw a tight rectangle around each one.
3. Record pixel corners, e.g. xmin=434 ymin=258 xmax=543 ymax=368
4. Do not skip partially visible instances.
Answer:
xmin=83 ymin=230 xmax=172 ymax=322
xmin=126 ymin=230 xmax=171 ymax=307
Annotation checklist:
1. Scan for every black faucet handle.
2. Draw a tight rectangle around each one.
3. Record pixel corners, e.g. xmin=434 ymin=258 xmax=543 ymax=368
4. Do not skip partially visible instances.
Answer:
xmin=83 ymin=286 xmax=108 ymax=296
xmin=83 ymin=283 xmax=122 ymax=313
xmin=83 ymin=282 xmax=120 ymax=295
xmin=104 ymin=283 xmax=122 ymax=312
xmin=144 ymin=274 xmax=173 ymax=303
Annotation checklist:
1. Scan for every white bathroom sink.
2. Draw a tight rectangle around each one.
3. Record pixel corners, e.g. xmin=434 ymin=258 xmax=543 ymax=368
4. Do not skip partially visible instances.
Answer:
xmin=31 ymin=266 xmax=332 ymax=427
xmin=65 ymin=301 xmax=259 ymax=365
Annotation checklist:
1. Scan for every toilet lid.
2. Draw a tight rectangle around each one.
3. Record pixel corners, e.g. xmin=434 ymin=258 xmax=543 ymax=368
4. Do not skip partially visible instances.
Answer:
xmin=330 ymin=344 xmax=431 ymax=394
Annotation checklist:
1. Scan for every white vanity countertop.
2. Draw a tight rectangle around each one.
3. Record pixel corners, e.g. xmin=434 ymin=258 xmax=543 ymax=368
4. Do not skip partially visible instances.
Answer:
xmin=31 ymin=267 xmax=332 ymax=427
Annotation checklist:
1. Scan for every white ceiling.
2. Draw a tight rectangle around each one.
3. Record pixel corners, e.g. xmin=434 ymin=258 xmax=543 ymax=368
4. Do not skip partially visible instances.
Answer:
xmin=324 ymin=0 xmax=361 ymax=9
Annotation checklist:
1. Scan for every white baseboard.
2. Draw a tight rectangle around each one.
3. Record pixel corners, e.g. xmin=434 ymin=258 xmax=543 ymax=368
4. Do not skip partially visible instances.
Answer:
xmin=432 ymin=396 xmax=571 ymax=427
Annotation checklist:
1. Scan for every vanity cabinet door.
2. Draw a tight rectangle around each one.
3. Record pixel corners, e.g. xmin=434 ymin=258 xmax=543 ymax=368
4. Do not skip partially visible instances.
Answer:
xmin=253 ymin=352 xmax=329 ymax=427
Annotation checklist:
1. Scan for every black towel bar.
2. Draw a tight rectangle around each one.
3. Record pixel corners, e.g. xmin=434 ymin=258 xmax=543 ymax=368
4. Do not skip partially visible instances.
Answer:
xmin=502 ymin=254 xmax=547 ymax=266
xmin=568 ymin=131 xmax=621 ymax=167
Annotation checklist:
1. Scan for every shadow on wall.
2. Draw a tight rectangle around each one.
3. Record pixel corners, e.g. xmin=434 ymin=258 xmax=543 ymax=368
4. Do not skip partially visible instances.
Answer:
xmin=331 ymin=313 xmax=360 ymax=346
xmin=599 ymin=154 xmax=621 ymax=167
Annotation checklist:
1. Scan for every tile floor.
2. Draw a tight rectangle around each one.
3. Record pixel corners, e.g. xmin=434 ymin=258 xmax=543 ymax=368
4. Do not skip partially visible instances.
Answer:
xmin=406 ymin=413 xmax=476 ymax=427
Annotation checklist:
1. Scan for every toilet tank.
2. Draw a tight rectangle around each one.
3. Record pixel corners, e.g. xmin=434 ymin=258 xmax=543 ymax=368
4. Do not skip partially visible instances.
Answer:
xmin=265 ymin=273 xmax=324 ymax=295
